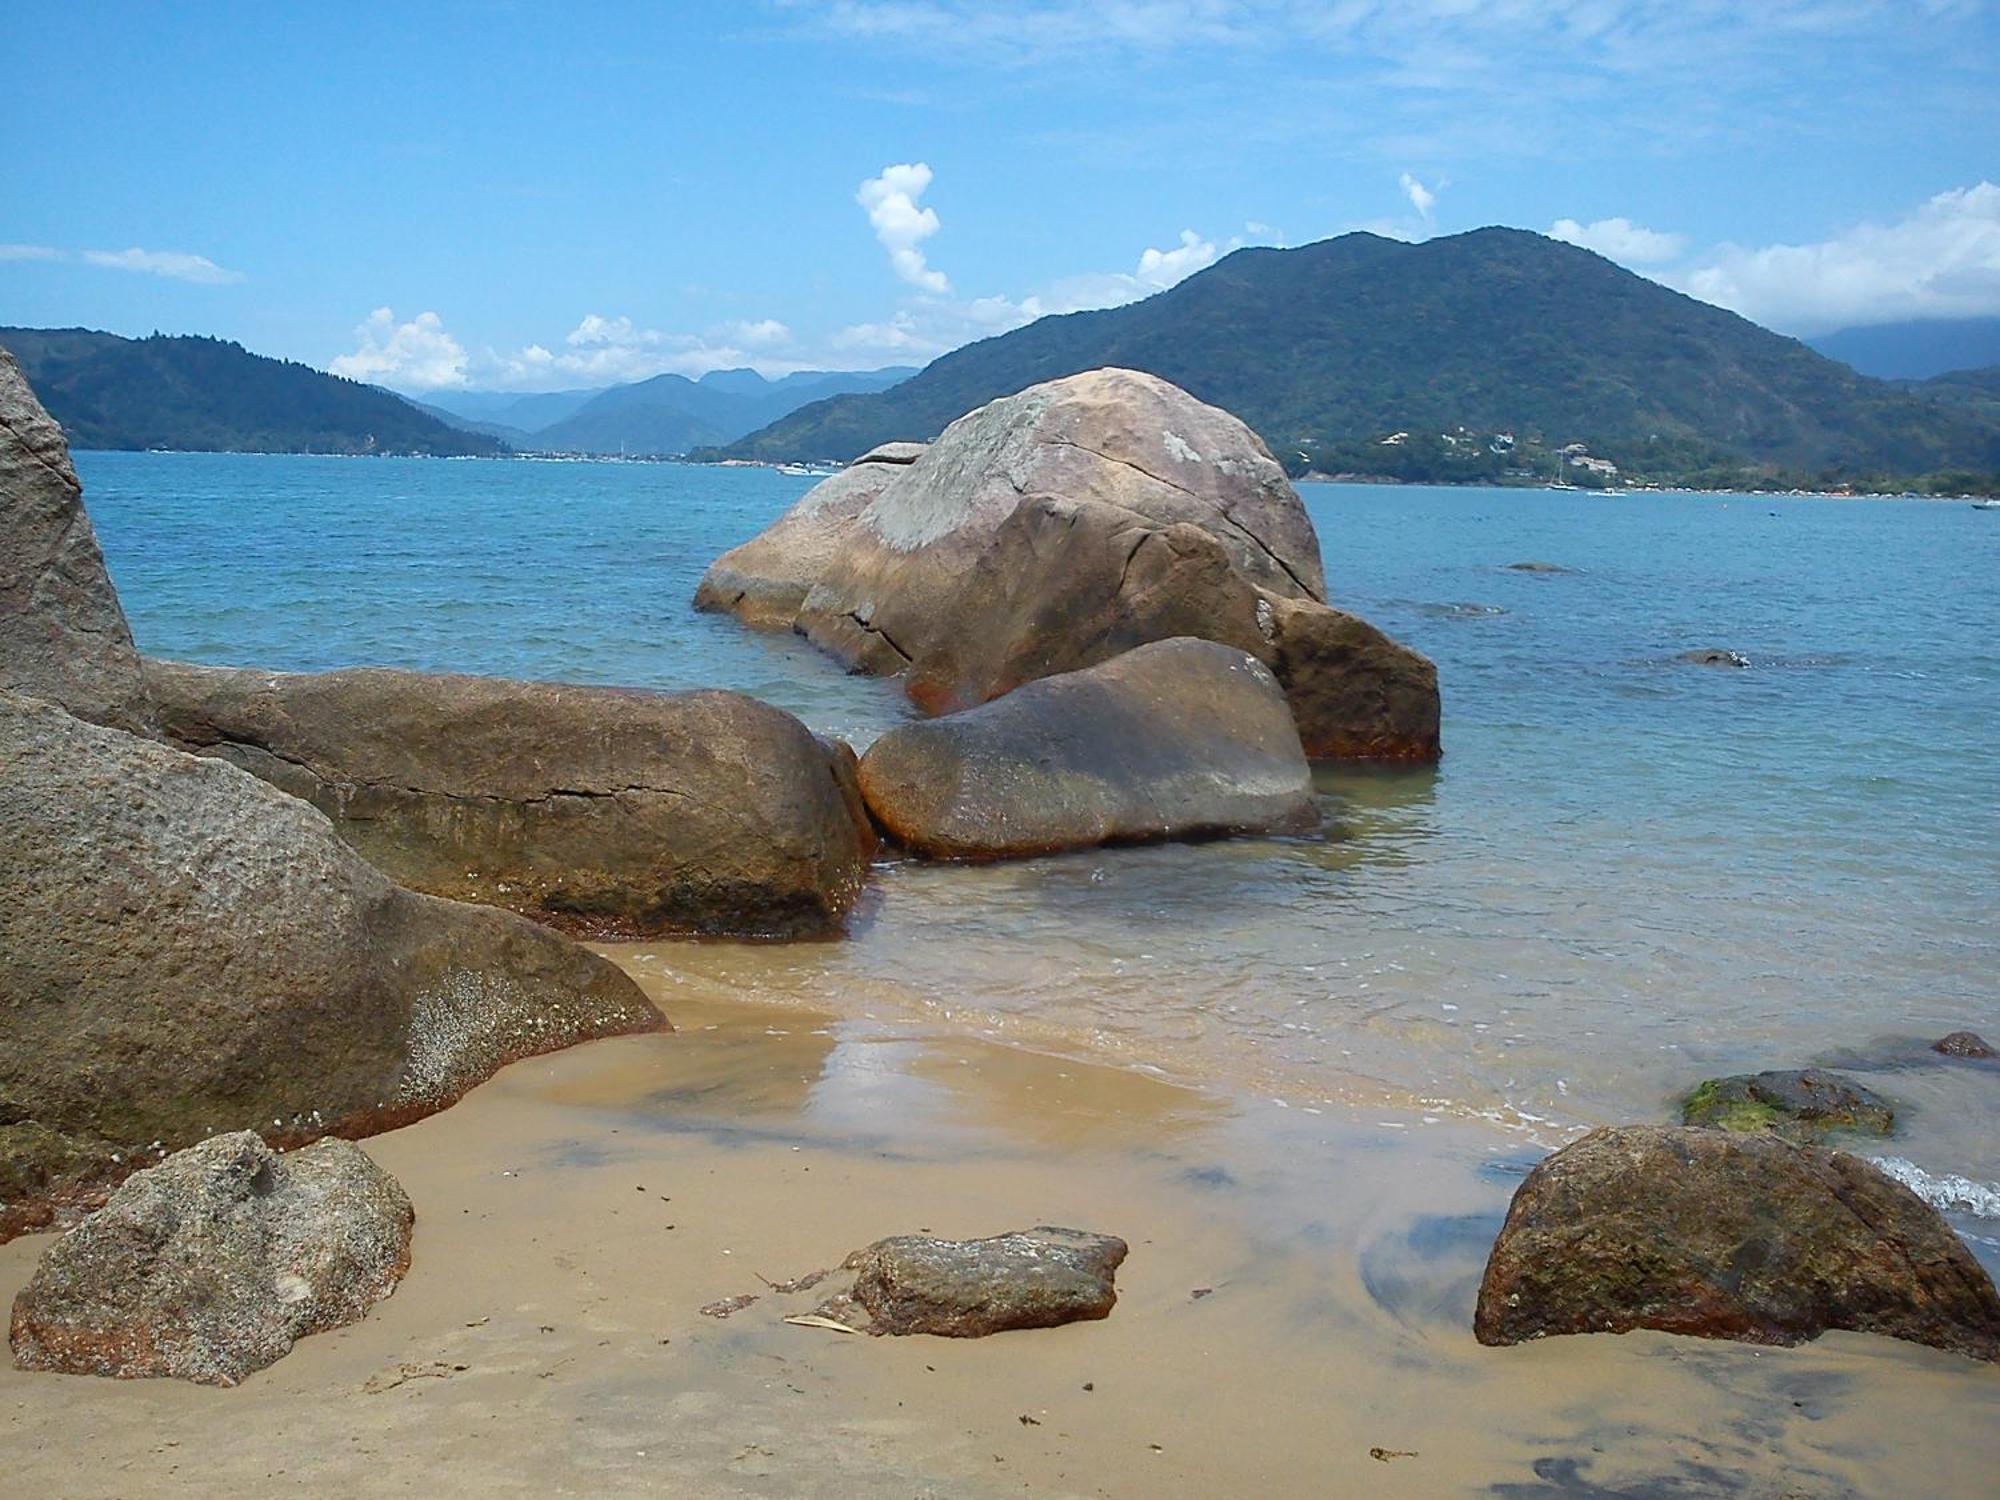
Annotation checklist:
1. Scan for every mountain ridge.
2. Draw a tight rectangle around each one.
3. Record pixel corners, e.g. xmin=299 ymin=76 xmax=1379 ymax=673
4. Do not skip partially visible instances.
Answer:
xmin=706 ymin=229 xmax=1999 ymax=486
xmin=0 ymin=327 xmax=503 ymax=457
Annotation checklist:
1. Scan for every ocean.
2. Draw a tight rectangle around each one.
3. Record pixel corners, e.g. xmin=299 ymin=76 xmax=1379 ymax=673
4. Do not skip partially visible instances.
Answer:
xmin=76 ymin=450 xmax=2000 ymax=1232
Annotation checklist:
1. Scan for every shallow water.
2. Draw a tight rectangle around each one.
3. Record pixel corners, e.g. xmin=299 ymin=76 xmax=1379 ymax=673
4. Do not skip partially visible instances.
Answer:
xmin=79 ymin=452 xmax=2000 ymax=1195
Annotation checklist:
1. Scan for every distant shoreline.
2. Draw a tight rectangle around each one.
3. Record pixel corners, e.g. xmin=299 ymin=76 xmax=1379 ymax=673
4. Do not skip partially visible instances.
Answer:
xmin=75 ymin=447 xmax=1996 ymax=501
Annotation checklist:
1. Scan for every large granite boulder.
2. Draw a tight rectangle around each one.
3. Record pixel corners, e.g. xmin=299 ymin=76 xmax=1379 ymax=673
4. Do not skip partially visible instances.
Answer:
xmin=813 ymin=1226 xmax=1128 ymax=1337
xmin=0 ymin=691 xmax=662 ymax=1238
xmin=144 ymin=661 xmax=875 ymax=939
xmin=0 ymin=346 xmax=151 ymax=731
xmin=741 ymin=368 xmax=1435 ymax=760
xmin=694 ymin=442 xmax=925 ymax=629
xmin=1681 ymin=1068 xmax=1895 ymax=1140
xmin=857 ymin=637 xmax=1315 ymax=858
xmin=10 ymin=1132 xmax=412 ymax=1385
xmin=1474 ymin=1126 xmax=2000 ymax=1363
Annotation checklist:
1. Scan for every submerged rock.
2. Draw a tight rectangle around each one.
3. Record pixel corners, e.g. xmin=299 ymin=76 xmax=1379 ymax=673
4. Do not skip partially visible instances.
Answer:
xmin=144 ymin=661 xmax=874 ymax=939
xmin=10 ymin=1133 xmax=411 ymax=1385
xmin=0 ymin=347 xmax=151 ymax=731
xmin=857 ymin=638 xmax=1315 ymax=859
xmin=1678 ymin=649 xmax=1752 ymax=668
xmin=712 ymin=368 xmax=1437 ymax=761
xmin=694 ymin=441 xmax=926 ymax=629
xmin=1933 ymin=1030 xmax=1996 ymax=1060
xmin=1681 ymin=1068 xmax=1894 ymax=1139
xmin=815 ymin=1226 xmax=1128 ymax=1337
xmin=0 ymin=691 xmax=661 ymax=1238
xmin=1474 ymin=1125 xmax=2000 ymax=1363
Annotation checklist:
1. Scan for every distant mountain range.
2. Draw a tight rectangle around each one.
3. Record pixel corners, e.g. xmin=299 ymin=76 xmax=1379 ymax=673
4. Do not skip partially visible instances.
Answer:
xmin=412 ymin=366 xmax=918 ymax=455
xmin=0 ymin=327 xmax=501 ymax=457
xmin=708 ymin=229 xmax=2000 ymax=487
xmin=1809 ymin=317 xmax=2000 ymax=381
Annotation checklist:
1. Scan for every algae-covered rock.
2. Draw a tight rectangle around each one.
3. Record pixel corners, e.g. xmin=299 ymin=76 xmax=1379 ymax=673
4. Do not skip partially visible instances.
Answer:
xmin=1475 ymin=1125 xmax=2000 ymax=1363
xmin=1681 ymin=1068 xmax=1893 ymax=1140
xmin=10 ymin=1133 xmax=412 ymax=1384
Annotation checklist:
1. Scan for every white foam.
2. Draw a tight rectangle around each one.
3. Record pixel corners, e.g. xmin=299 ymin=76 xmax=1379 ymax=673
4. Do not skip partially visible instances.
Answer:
xmin=1868 ymin=1156 xmax=2000 ymax=1219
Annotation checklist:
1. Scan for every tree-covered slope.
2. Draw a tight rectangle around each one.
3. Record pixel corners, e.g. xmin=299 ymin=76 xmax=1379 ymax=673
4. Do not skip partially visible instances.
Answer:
xmin=714 ymin=229 xmax=1999 ymax=481
xmin=0 ymin=328 xmax=505 ymax=456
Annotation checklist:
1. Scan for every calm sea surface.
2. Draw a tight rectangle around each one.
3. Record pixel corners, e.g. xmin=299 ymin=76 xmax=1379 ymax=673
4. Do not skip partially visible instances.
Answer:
xmin=75 ymin=451 xmax=2000 ymax=1210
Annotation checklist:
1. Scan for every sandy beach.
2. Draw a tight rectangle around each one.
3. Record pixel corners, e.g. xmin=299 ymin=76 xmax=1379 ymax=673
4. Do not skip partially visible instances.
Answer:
xmin=6 ymin=948 xmax=1995 ymax=1499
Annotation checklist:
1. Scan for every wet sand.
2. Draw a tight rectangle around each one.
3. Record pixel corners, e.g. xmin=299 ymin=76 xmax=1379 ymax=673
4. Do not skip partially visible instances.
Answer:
xmin=4 ymin=956 xmax=1997 ymax=1499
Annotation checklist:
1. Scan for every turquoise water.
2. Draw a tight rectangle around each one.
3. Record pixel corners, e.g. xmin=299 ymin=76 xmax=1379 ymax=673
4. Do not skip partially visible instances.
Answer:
xmin=77 ymin=451 xmax=2000 ymax=1206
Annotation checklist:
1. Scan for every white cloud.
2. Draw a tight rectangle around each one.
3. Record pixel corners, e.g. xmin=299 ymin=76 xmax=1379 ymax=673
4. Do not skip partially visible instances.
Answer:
xmin=1137 ymin=229 xmax=1220 ymax=289
xmin=728 ymin=318 xmax=794 ymax=347
xmin=1670 ymin=181 xmax=2000 ymax=334
xmin=565 ymin=313 xmax=662 ymax=350
xmin=0 ymin=243 xmax=63 ymax=262
xmin=1399 ymin=172 xmax=1437 ymax=222
xmin=1549 ymin=216 xmax=1689 ymax=265
xmin=329 ymin=308 xmax=470 ymax=389
xmin=857 ymin=162 xmax=950 ymax=293
xmin=334 ymin=308 xmax=814 ymax=391
xmin=80 ymin=247 xmax=243 ymax=284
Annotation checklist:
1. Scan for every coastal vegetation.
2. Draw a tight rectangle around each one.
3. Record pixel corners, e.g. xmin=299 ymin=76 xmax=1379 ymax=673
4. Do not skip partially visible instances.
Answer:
xmin=705 ymin=228 xmax=2000 ymax=494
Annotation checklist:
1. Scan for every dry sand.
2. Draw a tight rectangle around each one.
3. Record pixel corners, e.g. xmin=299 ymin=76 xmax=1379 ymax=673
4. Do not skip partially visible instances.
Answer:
xmin=3 ymin=951 xmax=1997 ymax=1498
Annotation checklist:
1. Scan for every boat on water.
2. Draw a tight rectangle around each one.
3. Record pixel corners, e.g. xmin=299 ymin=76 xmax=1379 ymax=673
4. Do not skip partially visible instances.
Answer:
xmin=1973 ymin=498 xmax=2000 ymax=509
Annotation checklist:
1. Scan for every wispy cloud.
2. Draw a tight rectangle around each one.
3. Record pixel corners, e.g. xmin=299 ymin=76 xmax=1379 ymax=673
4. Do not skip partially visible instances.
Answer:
xmin=857 ymin=162 xmax=950 ymax=293
xmin=1399 ymin=172 xmax=1438 ymax=223
xmin=80 ymin=247 xmax=244 ymax=284
xmin=0 ymin=243 xmax=245 ymax=282
xmin=774 ymin=2 xmax=1997 ymax=167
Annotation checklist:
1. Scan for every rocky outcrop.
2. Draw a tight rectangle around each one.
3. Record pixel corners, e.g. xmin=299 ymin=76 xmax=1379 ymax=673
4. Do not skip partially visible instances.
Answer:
xmin=0 ymin=691 xmax=662 ymax=1238
xmin=1933 ymin=1030 xmax=1995 ymax=1059
xmin=1681 ymin=1068 xmax=1894 ymax=1139
xmin=857 ymin=638 xmax=1315 ymax=858
xmin=10 ymin=1133 xmax=412 ymax=1384
xmin=0 ymin=347 xmax=150 ymax=731
xmin=143 ymin=661 xmax=874 ymax=939
xmin=813 ymin=1227 xmax=1128 ymax=1337
xmin=695 ymin=442 xmax=926 ymax=629
xmin=1474 ymin=1126 xmax=2000 ymax=1363
xmin=706 ymin=369 xmax=1438 ymax=761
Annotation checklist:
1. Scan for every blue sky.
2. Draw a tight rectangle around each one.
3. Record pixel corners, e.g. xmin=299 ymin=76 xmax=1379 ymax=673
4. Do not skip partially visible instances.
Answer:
xmin=4 ymin=0 xmax=1997 ymax=390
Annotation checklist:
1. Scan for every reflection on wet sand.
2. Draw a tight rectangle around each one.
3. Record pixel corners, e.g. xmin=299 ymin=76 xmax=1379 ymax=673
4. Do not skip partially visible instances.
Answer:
xmin=3 ymin=959 xmax=1993 ymax=1499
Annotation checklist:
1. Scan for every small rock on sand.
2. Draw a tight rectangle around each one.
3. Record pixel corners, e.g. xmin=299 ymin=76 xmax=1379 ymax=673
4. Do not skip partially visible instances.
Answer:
xmin=811 ymin=1226 xmax=1128 ymax=1337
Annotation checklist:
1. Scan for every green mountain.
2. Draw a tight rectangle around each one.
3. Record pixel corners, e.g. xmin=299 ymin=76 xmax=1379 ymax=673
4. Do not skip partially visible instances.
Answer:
xmin=711 ymin=229 xmax=2000 ymax=486
xmin=0 ymin=327 xmax=504 ymax=457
